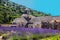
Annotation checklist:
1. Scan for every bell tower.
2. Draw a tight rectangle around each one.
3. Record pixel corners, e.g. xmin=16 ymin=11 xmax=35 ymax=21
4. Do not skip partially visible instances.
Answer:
xmin=23 ymin=8 xmax=33 ymax=27
xmin=24 ymin=8 xmax=31 ymax=21
xmin=24 ymin=8 xmax=30 ymax=15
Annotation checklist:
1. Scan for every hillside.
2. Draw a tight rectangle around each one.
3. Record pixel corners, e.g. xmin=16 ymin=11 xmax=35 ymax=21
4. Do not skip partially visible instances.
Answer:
xmin=0 ymin=0 xmax=51 ymax=23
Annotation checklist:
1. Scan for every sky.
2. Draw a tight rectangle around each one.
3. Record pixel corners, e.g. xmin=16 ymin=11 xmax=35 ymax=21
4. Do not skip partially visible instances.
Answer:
xmin=10 ymin=0 xmax=60 ymax=16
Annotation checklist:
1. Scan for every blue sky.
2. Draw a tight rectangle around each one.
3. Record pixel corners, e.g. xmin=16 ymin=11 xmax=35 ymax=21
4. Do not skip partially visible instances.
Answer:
xmin=10 ymin=0 xmax=60 ymax=16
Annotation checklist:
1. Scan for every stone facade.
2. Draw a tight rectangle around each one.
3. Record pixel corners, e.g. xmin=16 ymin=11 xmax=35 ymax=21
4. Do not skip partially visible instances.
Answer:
xmin=12 ymin=8 xmax=60 ymax=30
xmin=12 ymin=16 xmax=60 ymax=30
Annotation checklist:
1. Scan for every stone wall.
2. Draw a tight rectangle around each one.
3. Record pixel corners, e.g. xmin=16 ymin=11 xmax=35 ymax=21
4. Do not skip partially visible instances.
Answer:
xmin=12 ymin=16 xmax=60 ymax=30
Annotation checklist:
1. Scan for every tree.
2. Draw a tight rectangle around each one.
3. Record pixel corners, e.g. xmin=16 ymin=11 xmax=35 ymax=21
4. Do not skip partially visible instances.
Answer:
xmin=0 ymin=14 xmax=4 ymax=23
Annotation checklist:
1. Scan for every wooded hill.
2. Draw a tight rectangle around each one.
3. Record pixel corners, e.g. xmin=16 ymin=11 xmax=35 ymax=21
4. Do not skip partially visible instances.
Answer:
xmin=0 ymin=0 xmax=51 ymax=23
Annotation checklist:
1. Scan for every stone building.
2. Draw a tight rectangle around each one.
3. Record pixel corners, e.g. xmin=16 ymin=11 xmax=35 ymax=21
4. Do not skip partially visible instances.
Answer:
xmin=12 ymin=8 xmax=60 ymax=30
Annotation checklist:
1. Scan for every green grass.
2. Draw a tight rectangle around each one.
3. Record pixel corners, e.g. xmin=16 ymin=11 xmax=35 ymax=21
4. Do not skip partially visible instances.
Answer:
xmin=9 ymin=34 xmax=59 ymax=40
xmin=41 ymin=34 xmax=60 ymax=40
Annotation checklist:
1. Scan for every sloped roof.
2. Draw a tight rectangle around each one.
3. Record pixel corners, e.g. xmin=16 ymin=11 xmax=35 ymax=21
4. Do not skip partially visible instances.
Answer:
xmin=52 ymin=16 xmax=60 ymax=20
xmin=30 ymin=16 xmax=52 ymax=23
xmin=12 ymin=17 xmax=27 ymax=24
xmin=12 ymin=16 xmax=60 ymax=24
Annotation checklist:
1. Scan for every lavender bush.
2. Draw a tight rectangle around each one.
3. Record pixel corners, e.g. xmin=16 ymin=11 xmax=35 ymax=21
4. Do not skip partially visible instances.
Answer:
xmin=0 ymin=26 xmax=60 ymax=35
xmin=0 ymin=26 xmax=60 ymax=40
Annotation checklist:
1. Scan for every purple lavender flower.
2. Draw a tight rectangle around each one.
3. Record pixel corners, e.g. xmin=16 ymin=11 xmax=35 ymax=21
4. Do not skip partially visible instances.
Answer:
xmin=0 ymin=26 xmax=60 ymax=36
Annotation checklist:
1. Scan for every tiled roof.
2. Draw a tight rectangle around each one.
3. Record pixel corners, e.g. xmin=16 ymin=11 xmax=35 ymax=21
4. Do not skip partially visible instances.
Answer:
xmin=13 ymin=16 xmax=60 ymax=23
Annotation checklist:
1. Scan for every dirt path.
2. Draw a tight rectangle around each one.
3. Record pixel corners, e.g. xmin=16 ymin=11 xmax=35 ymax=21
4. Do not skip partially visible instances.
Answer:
xmin=0 ymin=36 xmax=3 ymax=40
xmin=0 ymin=32 xmax=11 ymax=40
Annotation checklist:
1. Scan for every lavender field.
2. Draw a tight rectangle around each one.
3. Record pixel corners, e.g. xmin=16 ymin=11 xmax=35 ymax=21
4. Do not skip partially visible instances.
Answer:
xmin=0 ymin=26 xmax=60 ymax=40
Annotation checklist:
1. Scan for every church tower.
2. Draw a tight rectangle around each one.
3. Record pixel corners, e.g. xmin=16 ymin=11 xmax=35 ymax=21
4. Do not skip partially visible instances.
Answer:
xmin=24 ymin=8 xmax=30 ymax=15
xmin=21 ymin=8 xmax=31 ymax=21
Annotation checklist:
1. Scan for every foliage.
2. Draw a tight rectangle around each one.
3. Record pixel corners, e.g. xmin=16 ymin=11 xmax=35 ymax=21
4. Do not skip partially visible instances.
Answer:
xmin=41 ymin=34 xmax=60 ymax=40
xmin=9 ymin=34 xmax=59 ymax=40
xmin=0 ymin=0 xmax=51 ymax=24
xmin=0 ymin=26 xmax=60 ymax=40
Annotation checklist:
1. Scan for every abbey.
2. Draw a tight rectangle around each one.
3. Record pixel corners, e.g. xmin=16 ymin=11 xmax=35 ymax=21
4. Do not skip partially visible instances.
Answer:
xmin=12 ymin=8 xmax=60 ymax=30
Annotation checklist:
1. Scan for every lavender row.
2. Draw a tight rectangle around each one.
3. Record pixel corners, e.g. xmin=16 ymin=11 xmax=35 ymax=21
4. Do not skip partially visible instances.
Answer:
xmin=0 ymin=26 xmax=60 ymax=35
